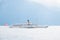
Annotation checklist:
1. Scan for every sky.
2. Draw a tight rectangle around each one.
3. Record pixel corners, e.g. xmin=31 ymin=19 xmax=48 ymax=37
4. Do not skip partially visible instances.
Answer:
xmin=0 ymin=0 xmax=60 ymax=25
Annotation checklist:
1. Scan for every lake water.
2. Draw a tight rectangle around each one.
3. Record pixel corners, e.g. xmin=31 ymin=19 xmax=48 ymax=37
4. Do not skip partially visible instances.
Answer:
xmin=0 ymin=26 xmax=60 ymax=40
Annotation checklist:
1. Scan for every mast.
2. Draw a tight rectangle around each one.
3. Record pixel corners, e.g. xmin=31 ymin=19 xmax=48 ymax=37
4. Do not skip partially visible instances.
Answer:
xmin=27 ymin=20 xmax=30 ymax=25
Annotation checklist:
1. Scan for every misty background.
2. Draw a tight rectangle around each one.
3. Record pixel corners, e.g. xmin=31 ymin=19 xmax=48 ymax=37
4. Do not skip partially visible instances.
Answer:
xmin=0 ymin=0 xmax=60 ymax=25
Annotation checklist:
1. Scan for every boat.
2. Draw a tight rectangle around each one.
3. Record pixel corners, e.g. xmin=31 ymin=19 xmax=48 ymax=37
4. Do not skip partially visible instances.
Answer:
xmin=10 ymin=20 xmax=48 ymax=28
